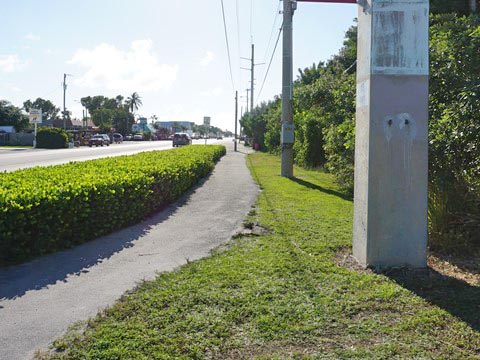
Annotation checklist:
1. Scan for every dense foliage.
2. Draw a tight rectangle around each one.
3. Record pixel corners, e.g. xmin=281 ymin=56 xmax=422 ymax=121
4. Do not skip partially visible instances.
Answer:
xmin=0 ymin=100 xmax=29 ymax=131
xmin=23 ymin=98 xmax=60 ymax=121
xmin=36 ymin=127 xmax=68 ymax=149
xmin=81 ymin=95 xmax=135 ymax=134
xmin=428 ymin=14 xmax=480 ymax=250
xmin=241 ymin=13 xmax=479 ymax=250
xmin=0 ymin=145 xmax=225 ymax=265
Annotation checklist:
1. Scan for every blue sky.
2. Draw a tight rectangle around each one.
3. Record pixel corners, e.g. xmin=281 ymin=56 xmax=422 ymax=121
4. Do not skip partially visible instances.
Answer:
xmin=0 ymin=0 xmax=357 ymax=131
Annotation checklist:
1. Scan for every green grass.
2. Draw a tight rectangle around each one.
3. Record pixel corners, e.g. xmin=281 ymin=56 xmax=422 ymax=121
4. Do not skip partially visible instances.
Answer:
xmin=0 ymin=145 xmax=32 ymax=148
xmin=42 ymin=153 xmax=480 ymax=359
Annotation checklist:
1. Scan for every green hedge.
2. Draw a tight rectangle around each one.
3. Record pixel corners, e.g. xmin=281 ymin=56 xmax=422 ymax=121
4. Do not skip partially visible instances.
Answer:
xmin=0 ymin=145 xmax=226 ymax=266
xmin=36 ymin=127 xmax=68 ymax=149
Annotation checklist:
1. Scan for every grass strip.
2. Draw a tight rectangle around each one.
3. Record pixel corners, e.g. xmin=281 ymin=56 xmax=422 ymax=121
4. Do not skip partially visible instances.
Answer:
xmin=42 ymin=152 xmax=480 ymax=359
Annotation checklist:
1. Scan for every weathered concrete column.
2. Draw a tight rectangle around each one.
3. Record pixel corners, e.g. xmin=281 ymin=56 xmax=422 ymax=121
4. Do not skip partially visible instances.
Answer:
xmin=353 ymin=0 xmax=429 ymax=268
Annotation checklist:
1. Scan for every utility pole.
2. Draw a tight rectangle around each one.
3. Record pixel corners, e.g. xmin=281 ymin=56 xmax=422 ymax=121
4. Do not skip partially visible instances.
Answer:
xmin=241 ymin=44 xmax=264 ymax=113
xmin=234 ymin=91 xmax=238 ymax=152
xmin=245 ymin=88 xmax=250 ymax=113
xmin=250 ymin=44 xmax=255 ymax=111
xmin=62 ymin=73 xmax=72 ymax=131
xmin=280 ymin=0 xmax=295 ymax=178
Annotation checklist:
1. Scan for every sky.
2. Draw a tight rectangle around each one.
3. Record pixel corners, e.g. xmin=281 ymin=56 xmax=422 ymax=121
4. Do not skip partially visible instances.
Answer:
xmin=0 ymin=0 xmax=357 ymax=132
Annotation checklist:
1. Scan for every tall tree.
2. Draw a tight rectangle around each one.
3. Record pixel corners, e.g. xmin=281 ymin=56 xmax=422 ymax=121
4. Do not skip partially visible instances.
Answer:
xmin=0 ymin=100 xmax=29 ymax=131
xmin=23 ymin=98 xmax=60 ymax=121
xmin=126 ymin=92 xmax=142 ymax=114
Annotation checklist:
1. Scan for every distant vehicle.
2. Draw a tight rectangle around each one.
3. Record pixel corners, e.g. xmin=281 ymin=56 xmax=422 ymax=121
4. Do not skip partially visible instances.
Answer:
xmin=125 ymin=134 xmax=133 ymax=141
xmin=216 ymin=135 xmax=223 ymax=140
xmin=172 ymin=133 xmax=192 ymax=147
xmin=88 ymin=134 xmax=110 ymax=147
xmin=112 ymin=133 xmax=123 ymax=143
xmin=133 ymin=133 xmax=143 ymax=141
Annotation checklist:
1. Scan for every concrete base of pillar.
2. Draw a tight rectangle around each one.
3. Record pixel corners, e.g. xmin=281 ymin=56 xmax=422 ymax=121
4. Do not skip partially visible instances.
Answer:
xmin=353 ymin=75 xmax=428 ymax=269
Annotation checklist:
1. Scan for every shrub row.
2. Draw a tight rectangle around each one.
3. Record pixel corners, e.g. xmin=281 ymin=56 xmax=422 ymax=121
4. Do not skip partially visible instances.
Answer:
xmin=0 ymin=145 xmax=226 ymax=266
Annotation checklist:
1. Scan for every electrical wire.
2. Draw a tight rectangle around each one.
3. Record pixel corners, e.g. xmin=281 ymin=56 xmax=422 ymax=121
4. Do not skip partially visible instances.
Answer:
xmin=235 ymin=0 xmax=242 ymax=84
xmin=263 ymin=0 xmax=281 ymax=63
xmin=256 ymin=21 xmax=283 ymax=103
xmin=220 ymin=0 xmax=235 ymax=91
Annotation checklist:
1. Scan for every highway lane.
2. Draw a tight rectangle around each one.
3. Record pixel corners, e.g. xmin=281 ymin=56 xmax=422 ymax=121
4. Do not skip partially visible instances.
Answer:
xmin=0 ymin=139 xmax=226 ymax=172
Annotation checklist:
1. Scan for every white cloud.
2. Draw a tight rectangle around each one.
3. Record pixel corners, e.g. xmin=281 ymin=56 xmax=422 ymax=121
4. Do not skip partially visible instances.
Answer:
xmin=199 ymin=51 xmax=214 ymax=66
xmin=25 ymin=33 xmax=40 ymax=41
xmin=201 ymin=86 xmax=223 ymax=97
xmin=11 ymin=86 xmax=22 ymax=92
xmin=69 ymin=39 xmax=178 ymax=92
xmin=0 ymin=54 xmax=30 ymax=73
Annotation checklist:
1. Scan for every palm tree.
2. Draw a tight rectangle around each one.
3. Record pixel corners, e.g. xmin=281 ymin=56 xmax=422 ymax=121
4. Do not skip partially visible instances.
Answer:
xmin=126 ymin=92 xmax=143 ymax=114
xmin=150 ymin=114 xmax=158 ymax=124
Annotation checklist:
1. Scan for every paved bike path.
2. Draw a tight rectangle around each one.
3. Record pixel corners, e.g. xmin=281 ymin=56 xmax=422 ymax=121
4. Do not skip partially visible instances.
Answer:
xmin=0 ymin=143 xmax=258 ymax=359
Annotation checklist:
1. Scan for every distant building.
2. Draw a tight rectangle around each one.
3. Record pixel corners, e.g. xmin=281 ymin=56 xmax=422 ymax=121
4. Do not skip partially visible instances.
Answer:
xmin=156 ymin=121 xmax=193 ymax=131
xmin=132 ymin=117 xmax=155 ymax=133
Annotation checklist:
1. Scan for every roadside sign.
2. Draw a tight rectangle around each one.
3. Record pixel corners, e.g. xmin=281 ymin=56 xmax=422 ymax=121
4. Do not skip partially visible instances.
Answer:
xmin=29 ymin=109 xmax=42 ymax=124
xmin=203 ymin=116 xmax=210 ymax=127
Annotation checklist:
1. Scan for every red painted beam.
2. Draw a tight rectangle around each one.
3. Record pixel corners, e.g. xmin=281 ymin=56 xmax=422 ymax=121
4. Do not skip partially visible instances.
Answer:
xmin=297 ymin=0 xmax=357 ymax=3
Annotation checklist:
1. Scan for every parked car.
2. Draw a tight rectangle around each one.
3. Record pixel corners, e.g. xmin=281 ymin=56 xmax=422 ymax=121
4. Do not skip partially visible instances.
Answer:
xmin=216 ymin=134 xmax=223 ymax=140
xmin=112 ymin=133 xmax=123 ymax=143
xmin=133 ymin=133 xmax=144 ymax=141
xmin=172 ymin=133 xmax=192 ymax=147
xmin=88 ymin=134 xmax=110 ymax=147
xmin=125 ymin=134 xmax=133 ymax=141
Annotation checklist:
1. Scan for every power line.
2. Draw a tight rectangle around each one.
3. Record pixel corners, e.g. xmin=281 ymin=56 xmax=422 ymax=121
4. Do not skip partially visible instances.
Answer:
xmin=220 ymin=0 xmax=235 ymax=91
xmin=263 ymin=0 xmax=282 ymax=63
xmin=256 ymin=21 xmax=283 ymax=103
xmin=235 ymin=0 xmax=242 ymax=84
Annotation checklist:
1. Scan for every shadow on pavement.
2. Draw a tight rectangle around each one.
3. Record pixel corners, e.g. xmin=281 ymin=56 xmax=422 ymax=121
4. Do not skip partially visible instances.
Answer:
xmin=384 ymin=267 xmax=480 ymax=332
xmin=0 ymin=174 xmax=212 ymax=301
xmin=291 ymin=177 xmax=352 ymax=201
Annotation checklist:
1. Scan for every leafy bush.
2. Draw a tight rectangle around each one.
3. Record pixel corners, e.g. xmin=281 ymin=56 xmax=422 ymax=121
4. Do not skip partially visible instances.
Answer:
xmin=293 ymin=111 xmax=326 ymax=168
xmin=0 ymin=145 xmax=225 ymax=266
xmin=428 ymin=14 xmax=480 ymax=251
xmin=36 ymin=127 xmax=68 ymax=149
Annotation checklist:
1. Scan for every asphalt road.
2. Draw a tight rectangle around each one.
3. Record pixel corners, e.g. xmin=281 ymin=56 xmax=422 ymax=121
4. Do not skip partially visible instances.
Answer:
xmin=0 ymin=138 xmax=225 ymax=172
xmin=0 ymin=142 xmax=258 ymax=360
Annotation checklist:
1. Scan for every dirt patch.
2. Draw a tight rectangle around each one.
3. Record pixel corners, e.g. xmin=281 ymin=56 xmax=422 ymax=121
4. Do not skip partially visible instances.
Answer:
xmin=333 ymin=247 xmax=374 ymax=275
xmin=234 ymin=223 xmax=271 ymax=238
xmin=428 ymin=252 xmax=480 ymax=286
xmin=334 ymin=247 xmax=480 ymax=286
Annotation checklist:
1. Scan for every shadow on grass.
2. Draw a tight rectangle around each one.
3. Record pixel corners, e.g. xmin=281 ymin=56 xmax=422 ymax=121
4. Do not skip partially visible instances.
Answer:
xmin=291 ymin=177 xmax=352 ymax=201
xmin=384 ymin=267 xmax=480 ymax=332
xmin=0 ymin=173 xmax=213 ymax=301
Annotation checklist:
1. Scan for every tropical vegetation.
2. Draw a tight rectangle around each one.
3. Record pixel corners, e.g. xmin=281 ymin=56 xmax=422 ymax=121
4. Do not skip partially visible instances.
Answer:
xmin=0 ymin=100 xmax=29 ymax=131
xmin=240 ymin=8 xmax=480 ymax=252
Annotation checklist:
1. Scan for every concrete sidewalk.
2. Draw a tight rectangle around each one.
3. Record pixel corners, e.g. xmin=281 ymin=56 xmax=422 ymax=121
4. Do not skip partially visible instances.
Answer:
xmin=0 ymin=142 xmax=258 ymax=360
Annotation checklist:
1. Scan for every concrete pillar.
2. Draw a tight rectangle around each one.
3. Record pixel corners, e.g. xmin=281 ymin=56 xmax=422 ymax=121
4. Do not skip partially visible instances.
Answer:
xmin=353 ymin=0 xmax=429 ymax=268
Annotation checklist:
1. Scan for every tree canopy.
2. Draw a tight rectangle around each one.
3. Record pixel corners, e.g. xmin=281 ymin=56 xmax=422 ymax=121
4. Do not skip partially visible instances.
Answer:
xmin=23 ymin=98 xmax=60 ymax=121
xmin=0 ymin=100 xmax=29 ymax=131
